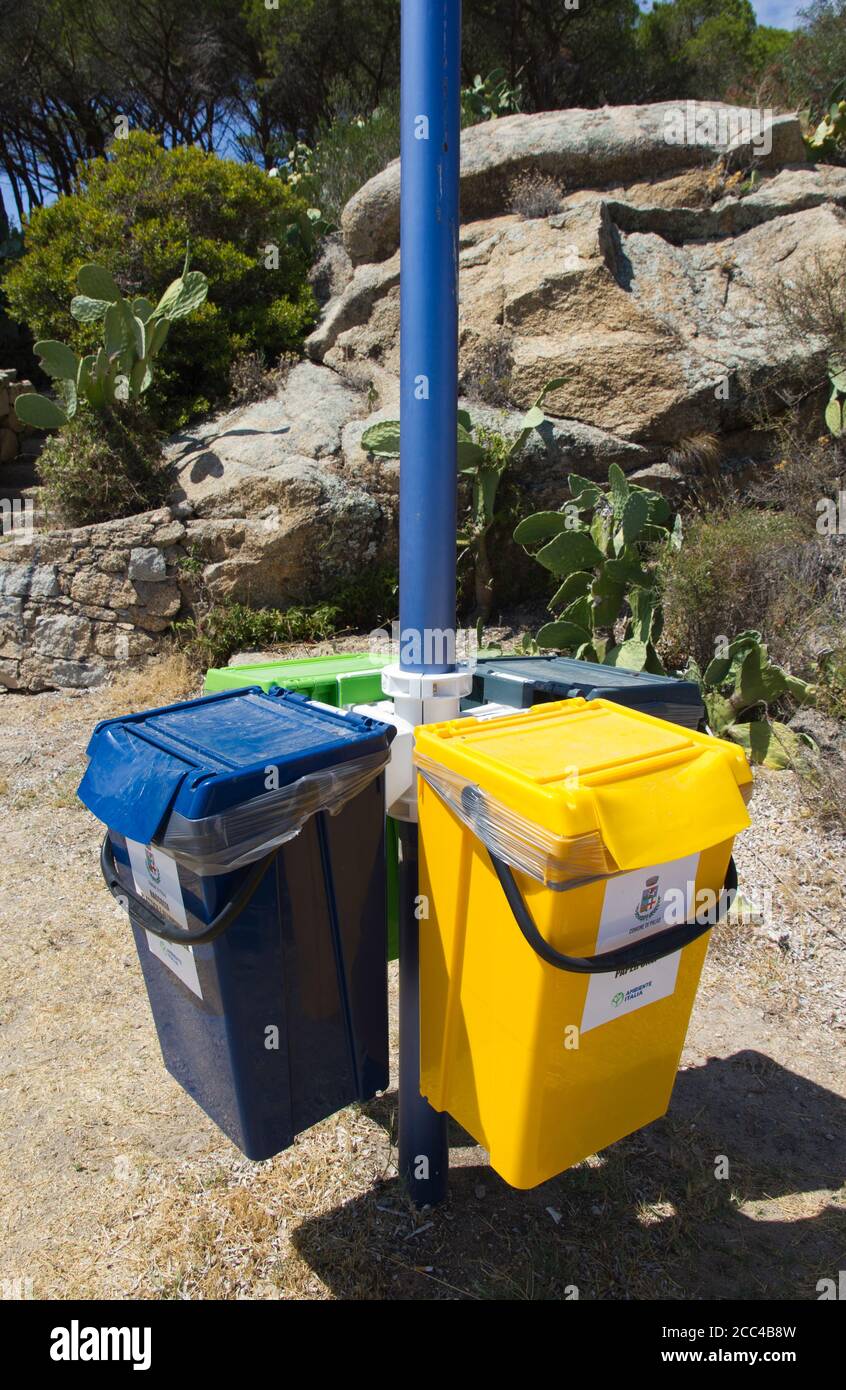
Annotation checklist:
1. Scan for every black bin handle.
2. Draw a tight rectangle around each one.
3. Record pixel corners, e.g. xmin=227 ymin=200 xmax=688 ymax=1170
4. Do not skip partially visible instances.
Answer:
xmin=100 ymin=834 xmax=276 ymax=946
xmin=489 ymin=851 xmax=738 ymax=975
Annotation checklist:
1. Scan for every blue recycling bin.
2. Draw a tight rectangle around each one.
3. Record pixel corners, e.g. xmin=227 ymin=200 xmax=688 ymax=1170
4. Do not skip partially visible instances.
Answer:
xmin=467 ymin=655 xmax=705 ymax=729
xmin=78 ymin=687 xmax=394 ymax=1161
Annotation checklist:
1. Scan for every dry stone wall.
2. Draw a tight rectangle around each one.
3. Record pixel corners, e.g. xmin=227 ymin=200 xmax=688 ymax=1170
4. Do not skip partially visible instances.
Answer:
xmin=0 ymin=369 xmax=39 ymax=464
xmin=0 ymin=507 xmax=189 ymax=691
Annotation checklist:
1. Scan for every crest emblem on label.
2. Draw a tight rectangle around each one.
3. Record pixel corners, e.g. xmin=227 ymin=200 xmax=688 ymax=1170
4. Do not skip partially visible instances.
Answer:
xmin=635 ymin=874 xmax=660 ymax=921
xmin=145 ymin=846 xmax=161 ymax=884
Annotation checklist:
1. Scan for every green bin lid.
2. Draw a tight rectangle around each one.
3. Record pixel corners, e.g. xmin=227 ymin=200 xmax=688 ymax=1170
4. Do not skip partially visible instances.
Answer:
xmin=204 ymin=652 xmax=389 ymax=707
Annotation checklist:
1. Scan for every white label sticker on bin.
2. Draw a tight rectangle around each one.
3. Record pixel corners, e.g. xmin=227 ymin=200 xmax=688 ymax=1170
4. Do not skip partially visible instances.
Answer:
xmin=144 ymin=931 xmax=203 ymax=1000
xmin=580 ymin=853 xmax=700 ymax=1034
xmin=125 ymin=839 xmax=203 ymax=999
xmin=126 ymin=838 xmax=189 ymax=928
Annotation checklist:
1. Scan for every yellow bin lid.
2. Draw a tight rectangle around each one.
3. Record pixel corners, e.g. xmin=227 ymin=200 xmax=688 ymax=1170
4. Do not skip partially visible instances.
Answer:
xmin=415 ymin=698 xmax=752 ymax=871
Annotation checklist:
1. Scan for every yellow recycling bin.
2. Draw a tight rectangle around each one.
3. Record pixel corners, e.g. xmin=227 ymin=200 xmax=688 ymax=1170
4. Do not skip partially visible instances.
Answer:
xmin=416 ymin=698 xmax=752 ymax=1189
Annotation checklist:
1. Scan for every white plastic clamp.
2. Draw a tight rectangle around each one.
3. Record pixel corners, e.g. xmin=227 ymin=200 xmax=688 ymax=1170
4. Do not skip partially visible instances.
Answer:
xmin=362 ymin=664 xmax=475 ymax=821
xmin=380 ymin=662 xmax=474 ymax=727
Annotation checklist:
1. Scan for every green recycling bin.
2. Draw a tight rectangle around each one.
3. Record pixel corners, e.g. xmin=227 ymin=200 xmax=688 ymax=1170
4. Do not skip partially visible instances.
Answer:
xmin=204 ymin=653 xmax=388 ymax=707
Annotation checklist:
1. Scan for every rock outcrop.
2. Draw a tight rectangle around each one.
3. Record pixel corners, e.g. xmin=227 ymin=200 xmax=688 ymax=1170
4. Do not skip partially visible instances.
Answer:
xmin=166 ymin=360 xmax=394 ymax=608
xmin=340 ymin=102 xmax=805 ymax=265
xmin=312 ymin=115 xmax=846 ymax=473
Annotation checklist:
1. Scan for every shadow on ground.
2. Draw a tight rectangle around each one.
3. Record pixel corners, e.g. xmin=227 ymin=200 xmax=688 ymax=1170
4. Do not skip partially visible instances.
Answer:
xmin=294 ymin=1050 xmax=846 ymax=1300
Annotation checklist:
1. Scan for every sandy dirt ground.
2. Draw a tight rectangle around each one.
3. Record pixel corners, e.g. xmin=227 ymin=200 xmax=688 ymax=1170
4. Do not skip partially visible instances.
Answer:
xmin=0 ymin=661 xmax=844 ymax=1301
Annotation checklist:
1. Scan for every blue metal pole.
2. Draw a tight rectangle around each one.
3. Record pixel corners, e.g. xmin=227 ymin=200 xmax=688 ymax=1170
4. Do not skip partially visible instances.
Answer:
xmin=397 ymin=0 xmax=461 ymax=1206
xmin=399 ymin=0 xmax=461 ymax=675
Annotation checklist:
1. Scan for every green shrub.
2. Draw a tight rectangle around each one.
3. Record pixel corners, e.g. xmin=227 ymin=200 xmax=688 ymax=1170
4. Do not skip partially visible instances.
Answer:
xmin=331 ymin=565 xmax=398 ymax=631
xmin=38 ymin=405 xmax=170 ymax=526
xmin=268 ymin=69 xmax=505 ymax=231
xmin=658 ymin=507 xmax=820 ymax=672
xmin=0 ymin=225 xmax=35 ymax=382
xmin=174 ymin=559 xmax=399 ymax=673
xmin=461 ymin=67 xmax=523 ymax=123
xmin=301 ymin=64 xmax=522 ymax=228
xmin=175 ymin=601 xmax=342 ymax=670
xmin=781 ymin=4 xmax=846 ymax=126
xmin=309 ymin=89 xmax=402 ymax=226
xmin=3 ymin=133 xmax=317 ymax=432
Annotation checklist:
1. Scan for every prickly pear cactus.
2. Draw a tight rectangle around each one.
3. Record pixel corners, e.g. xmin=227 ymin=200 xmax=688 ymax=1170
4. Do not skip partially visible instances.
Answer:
xmin=13 ymin=253 xmax=208 ymax=432
xmin=686 ymin=630 xmax=815 ymax=767
xmin=514 ymin=463 xmax=681 ymax=671
xmin=806 ymin=80 xmax=846 ymax=159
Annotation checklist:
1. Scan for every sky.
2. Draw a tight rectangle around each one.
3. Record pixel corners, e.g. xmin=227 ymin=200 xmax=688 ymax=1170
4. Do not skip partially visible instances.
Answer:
xmin=639 ymin=0 xmax=804 ymax=21
xmin=750 ymin=0 xmax=803 ymax=22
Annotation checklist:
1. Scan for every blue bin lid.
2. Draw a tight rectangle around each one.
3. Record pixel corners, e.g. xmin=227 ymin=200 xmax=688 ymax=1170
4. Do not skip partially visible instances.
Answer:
xmin=78 ymin=687 xmax=393 ymax=846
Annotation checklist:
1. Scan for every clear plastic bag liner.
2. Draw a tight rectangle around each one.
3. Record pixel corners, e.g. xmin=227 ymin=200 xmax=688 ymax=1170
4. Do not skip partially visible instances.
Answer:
xmin=415 ymin=752 xmax=616 ymax=890
xmin=159 ymin=749 xmax=389 ymax=873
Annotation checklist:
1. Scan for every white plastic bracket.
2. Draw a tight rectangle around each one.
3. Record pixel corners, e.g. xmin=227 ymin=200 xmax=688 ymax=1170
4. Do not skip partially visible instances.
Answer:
xmin=380 ymin=663 xmax=473 ymax=727
xmin=351 ymin=700 xmax=417 ymax=821
xmin=366 ymin=663 xmax=475 ymax=821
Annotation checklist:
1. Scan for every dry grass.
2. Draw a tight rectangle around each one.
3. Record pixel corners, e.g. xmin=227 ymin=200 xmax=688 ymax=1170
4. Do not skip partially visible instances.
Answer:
xmin=459 ymin=336 xmax=516 ymax=408
xmin=228 ymin=351 xmax=297 ymax=408
xmin=770 ymin=248 xmax=846 ymax=370
xmin=666 ymin=431 xmax=723 ymax=477
xmin=101 ymin=649 xmax=198 ymax=714
xmin=0 ymin=664 xmax=844 ymax=1301
xmin=507 ymin=170 xmax=565 ymax=220
xmin=795 ymin=754 xmax=846 ymax=834
xmin=658 ymin=505 xmax=831 ymax=673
